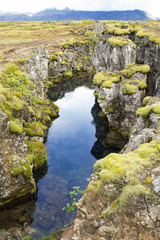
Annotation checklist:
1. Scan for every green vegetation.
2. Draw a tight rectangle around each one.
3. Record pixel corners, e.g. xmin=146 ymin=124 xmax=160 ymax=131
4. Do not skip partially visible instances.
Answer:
xmin=122 ymin=78 xmax=147 ymax=95
xmin=9 ymin=120 xmax=23 ymax=135
xmin=93 ymin=72 xmax=121 ymax=87
xmin=120 ymin=64 xmax=150 ymax=78
xmin=107 ymin=104 xmax=118 ymax=114
xmin=108 ymin=28 xmax=130 ymax=35
xmin=25 ymin=140 xmax=47 ymax=169
xmin=136 ymin=103 xmax=160 ymax=118
xmin=64 ymin=70 xmax=73 ymax=78
xmin=1 ymin=63 xmax=30 ymax=97
xmin=23 ymin=122 xmax=46 ymax=137
xmin=84 ymin=31 xmax=99 ymax=45
xmin=88 ymin=140 xmax=160 ymax=212
xmin=137 ymin=30 xmax=160 ymax=48
xmin=136 ymin=106 xmax=151 ymax=118
xmin=50 ymin=54 xmax=58 ymax=61
xmin=143 ymin=96 xmax=151 ymax=105
xmin=12 ymin=163 xmax=33 ymax=179
xmin=63 ymin=187 xmax=84 ymax=213
xmin=108 ymin=36 xmax=132 ymax=48
xmin=60 ymin=38 xmax=76 ymax=49
xmin=151 ymin=104 xmax=160 ymax=114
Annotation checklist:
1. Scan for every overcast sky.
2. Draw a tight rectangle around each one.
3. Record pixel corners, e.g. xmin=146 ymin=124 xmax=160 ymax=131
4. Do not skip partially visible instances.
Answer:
xmin=0 ymin=0 xmax=159 ymax=18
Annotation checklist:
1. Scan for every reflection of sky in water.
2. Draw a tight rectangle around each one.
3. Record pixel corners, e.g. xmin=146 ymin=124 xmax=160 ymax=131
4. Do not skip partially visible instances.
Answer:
xmin=30 ymin=86 xmax=97 ymax=236
xmin=46 ymin=86 xmax=97 ymax=189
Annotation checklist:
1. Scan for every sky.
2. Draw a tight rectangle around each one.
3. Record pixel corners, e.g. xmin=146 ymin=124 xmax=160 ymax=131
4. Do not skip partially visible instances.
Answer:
xmin=0 ymin=0 xmax=159 ymax=18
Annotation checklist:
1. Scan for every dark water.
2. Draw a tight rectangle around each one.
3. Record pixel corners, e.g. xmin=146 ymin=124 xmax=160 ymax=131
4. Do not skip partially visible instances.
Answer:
xmin=30 ymin=86 xmax=97 ymax=237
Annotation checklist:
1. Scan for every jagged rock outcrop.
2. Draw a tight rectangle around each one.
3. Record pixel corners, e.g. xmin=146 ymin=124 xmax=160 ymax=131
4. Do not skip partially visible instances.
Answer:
xmin=61 ymin=22 xmax=160 ymax=240
xmin=0 ymin=21 xmax=160 ymax=239
xmin=0 ymin=111 xmax=36 ymax=208
xmin=0 ymin=49 xmax=59 ymax=210
xmin=93 ymin=65 xmax=149 ymax=138
xmin=24 ymin=47 xmax=50 ymax=99
xmin=93 ymin=35 xmax=136 ymax=72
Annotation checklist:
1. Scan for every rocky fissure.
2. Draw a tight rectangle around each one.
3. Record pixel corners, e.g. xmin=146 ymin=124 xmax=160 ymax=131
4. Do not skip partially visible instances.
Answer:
xmin=0 ymin=21 xmax=160 ymax=239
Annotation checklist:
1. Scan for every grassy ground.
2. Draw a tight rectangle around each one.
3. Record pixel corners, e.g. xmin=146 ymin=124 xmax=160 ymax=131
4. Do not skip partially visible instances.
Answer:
xmin=0 ymin=20 xmax=160 ymax=72
xmin=0 ymin=20 xmax=96 ymax=70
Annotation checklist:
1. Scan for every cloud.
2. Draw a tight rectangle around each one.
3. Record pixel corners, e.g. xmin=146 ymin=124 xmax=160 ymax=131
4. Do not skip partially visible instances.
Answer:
xmin=0 ymin=0 xmax=159 ymax=17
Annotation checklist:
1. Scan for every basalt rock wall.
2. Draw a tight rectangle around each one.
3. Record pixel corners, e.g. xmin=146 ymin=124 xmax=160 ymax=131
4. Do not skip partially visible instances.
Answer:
xmin=60 ymin=24 xmax=160 ymax=240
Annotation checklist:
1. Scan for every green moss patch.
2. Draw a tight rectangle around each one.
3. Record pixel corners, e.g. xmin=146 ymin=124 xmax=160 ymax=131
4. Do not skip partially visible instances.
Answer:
xmin=23 ymin=122 xmax=46 ymax=137
xmin=25 ymin=140 xmax=47 ymax=169
xmin=9 ymin=121 xmax=23 ymax=135
xmin=136 ymin=105 xmax=151 ymax=118
xmin=89 ymin=140 xmax=160 ymax=212
xmin=93 ymin=72 xmax=121 ymax=87
xmin=143 ymin=96 xmax=151 ymax=106
xmin=108 ymin=36 xmax=132 ymax=48
xmin=137 ymin=30 xmax=160 ymax=48
xmin=12 ymin=163 xmax=33 ymax=179
xmin=50 ymin=54 xmax=58 ymax=61
xmin=107 ymin=104 xmax=118 ymax=114
xmin=84 ymin=31 xmax=99 ymax=45
xmin=64 ymin=70 xmax=73 ymax=78
xmin=122 ymin=79 xmax=147 ymax=95
xmin=108 ymin=28 xmax=130 ymax=36
xmin=120 ymin=64 xmax=150 ymax=78
xmin=151 ymin=104 xmax=160 ymax=114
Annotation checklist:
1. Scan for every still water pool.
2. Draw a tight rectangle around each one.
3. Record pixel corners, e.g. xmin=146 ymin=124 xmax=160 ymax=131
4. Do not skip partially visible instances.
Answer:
xmin=30 ymin=86 xmax=97 ymax=236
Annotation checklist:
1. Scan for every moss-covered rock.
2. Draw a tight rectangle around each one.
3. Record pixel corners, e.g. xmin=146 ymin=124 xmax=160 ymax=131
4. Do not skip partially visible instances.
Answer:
xmin=107 ymin=105 xmax=116 ymax=113
xmin=142 ymin=96 xmax=151 ymax=106
xmin=88 ymin=140 xmax=160 ymax=212
xmin=64 ymin=70 xmax=73 ymax=78
xmin=12 ymin=163 xmax=33 ymax=179
xmin=136 ymin=106 xmax=151 ymax=118
xmin=25 ymin=140 xmax=47 ymax=169
xmin=122 ymin=83 xmax=137 ymax=95
xmin=108 ymin=36 xmax=132 ymax=48
xmin=108 ymin=28 xmax=130 ymax=36
xmin=9 ymin=121 xmax=23 ymax=135
xmin=93 ymin=72 xmax=121 ymax=87
xmin=120 ymin=64 xmax=150 ymax=78
xmin=23 ymin=122 xmax=46 ymax=137
xmin=151 ymin=104 xmax=160 ymax=114
xmin=122 ymin=78 xmax=147 ymax=95
xmin=50 ymin=54 xmax=58 ymax=61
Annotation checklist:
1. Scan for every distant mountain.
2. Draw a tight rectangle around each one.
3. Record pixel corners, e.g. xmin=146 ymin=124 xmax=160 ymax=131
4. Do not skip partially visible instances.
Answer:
xmin=0 ymin=9 xmax=156 ymax=21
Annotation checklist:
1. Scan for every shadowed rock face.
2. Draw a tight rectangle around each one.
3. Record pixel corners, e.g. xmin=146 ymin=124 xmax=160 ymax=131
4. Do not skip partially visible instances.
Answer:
xmin=91 ymin=100 xmax=121 ymax=159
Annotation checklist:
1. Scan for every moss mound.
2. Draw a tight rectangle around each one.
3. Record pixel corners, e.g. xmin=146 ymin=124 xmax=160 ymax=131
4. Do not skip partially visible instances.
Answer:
xmin=93 ymin=72 xmax=121 ymax=87
xmin=9 ymin=121 xmax=23 ymax=135
xmin=151 ymin=104 xmax=160 ymax=114
xmin=12 ymin=163 xmax=33 ymax=179
xmin=136 ymin=106 xmax=151 ymax=118
xmin=88 ymin=140 xmax=160 ymax=212
xmin=108 ymin=28 xmax=130 ymax=36
xmin=120 ymin=64 xmax=150 ymax=78
xmin=122 ymin=79 xmax=147 ymax=95
xmin=23 ymin=122 xmax=46 ymax=137
xmin=143 ymin=96 xmax=151 ymax=106
xmin=108 ymin=36 xmax=132 ymax=48
xmin=25 ymin=140 xmax=47 ymax=169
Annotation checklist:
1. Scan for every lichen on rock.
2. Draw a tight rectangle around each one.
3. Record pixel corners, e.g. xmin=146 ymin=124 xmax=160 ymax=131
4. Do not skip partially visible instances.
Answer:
xmin=93 ymin=72 xmax=121 ymax=87
xmin=122 ymin=78 xmax=147 ymax=95
xmin=108 ymin=36 xmax=132 ymax=48
xmin=120 ymin=64 xmax=150 ymax=78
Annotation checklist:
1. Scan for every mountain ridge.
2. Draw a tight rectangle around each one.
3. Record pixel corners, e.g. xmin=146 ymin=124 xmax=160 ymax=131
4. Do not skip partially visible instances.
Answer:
xmin=0 ymin=9 xmax=156 ymax=21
